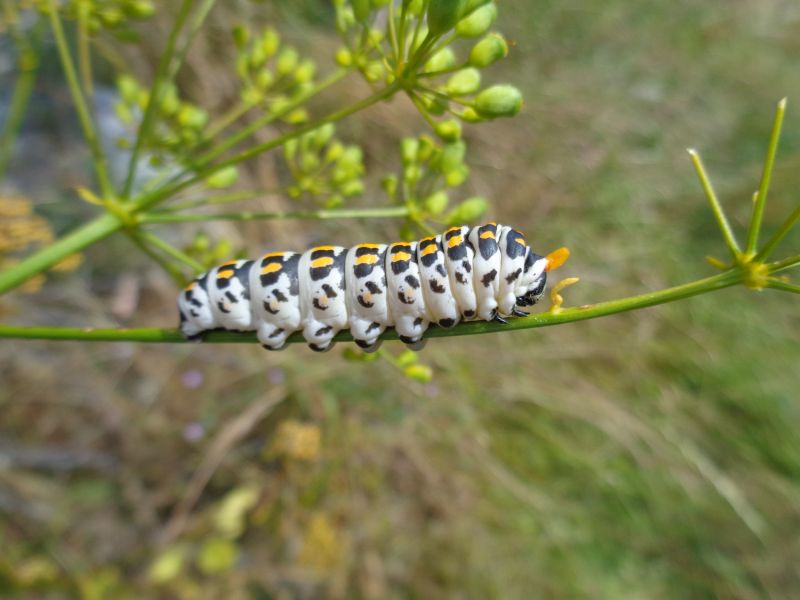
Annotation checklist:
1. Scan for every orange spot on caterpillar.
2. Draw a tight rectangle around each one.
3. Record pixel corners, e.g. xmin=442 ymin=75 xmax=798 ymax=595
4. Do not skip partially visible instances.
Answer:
xmin=480 ymin=230 xmax=495 ymax=240
xmin=261 ymin=263 xmax=282 ymax=275
xmin=310 ymin=257 xmax=334 ymax=269
xmin=354 ymin=254 xmax=380 ymax=265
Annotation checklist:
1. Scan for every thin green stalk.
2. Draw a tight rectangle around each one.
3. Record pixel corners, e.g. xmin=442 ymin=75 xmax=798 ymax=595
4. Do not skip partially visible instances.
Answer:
xmin=769 ymin=255 xmax=800 ymax=274
xmin=135 ymin=230 xmax=204 ymax=274
xmin=745 ymin=98 xmax=787 ymax=255
xmin=128 ymin=230 xmax=188 ymax=285
xmin=193 ymin=67 xmax=351 ymax=166
xmin=168 ymin=0 xmax=217 ymax=79
xmin=687 ymin=148 xmax=741 ymax=259
xmin=152 ymin=190 xmax=279 ymax=212
xmin=76 ymin=0 xmax=93 ymax=98
xmin=134 ymin=81 xmax=401 ymax=213
xmin=140 ymin=206 xmax=410 ymax=223
xmin=755 ymin=205 xmax=800 ymax=261
xmin=0 ymin=213 xmax=120 ymax=295
xmin=122 ymin=0 xmax=196 ymax=199
xmin=0 ymin=40 xmax=39 ymax=180
xmin=47 ymin=1 xmax=114 ymax=198
xmin=0 ymin=268 xmax=747 ymax=344
xmin=767 ymin=280 xmax=800 ymax=294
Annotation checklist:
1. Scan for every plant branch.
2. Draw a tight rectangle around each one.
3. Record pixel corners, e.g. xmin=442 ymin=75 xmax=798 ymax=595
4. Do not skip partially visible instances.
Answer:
xmin=0 ymin=268 xmax=756 ymax=344
xmin=687 ymin=149 xmax=741 ymax=259
xmin=0 ymin=213 xmax=120 ymax=295
xmin=134 ymin=229 xmax=204 ymax=274
xmin=121 ymin=0 xmax=196 ymax=198
xmin=47 ymin=1 xmax=114 ymax=198
xmin=767 ymin=280 xmax=800 ymax=294
xmin=745 ymin=98 xmax=786 ymax=255
xmin=140 ymin=206 xmax=410 ymax=223
xmin=755 ymin=205 xmax=800 ymax=262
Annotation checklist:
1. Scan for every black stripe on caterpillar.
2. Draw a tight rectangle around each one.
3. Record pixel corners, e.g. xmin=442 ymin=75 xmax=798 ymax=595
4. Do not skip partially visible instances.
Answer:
xmin=178 ymin=223 xmax=553 ymax=352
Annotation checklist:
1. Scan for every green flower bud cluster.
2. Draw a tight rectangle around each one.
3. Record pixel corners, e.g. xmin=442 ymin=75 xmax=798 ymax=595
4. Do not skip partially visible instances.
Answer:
xmin=330 ymin=1 xmax=521 ymax=140
xmin=283 ymin=124 xmax=365 ymax=209
xmin=42 ymin=0 xmax=155 ymax=33
xmin=382 ymin=134 xmax=487 ymax=236
xmin=184 ymin=232 xmax=240 ymax=270
xmin=233 ymin=25 xmax=317 ymax=124
xmin=115 ymin=75 xmax=209 ymax=160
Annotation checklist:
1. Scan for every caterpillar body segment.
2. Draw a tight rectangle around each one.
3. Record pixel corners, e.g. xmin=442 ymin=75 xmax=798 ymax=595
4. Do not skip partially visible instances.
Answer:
xmin=179 ymin=274 xmax=215 ymax=339
xmin=468 ymin=223 xmax=503 ymax=321
xmin=417 ymin=235 xmax=461 ymax=329
xmin=177 ymin=223 xmax=551 ymax=351
xmin=250 ymin=252 xmax=302 ymax=350
xmin=345 ymin=243 xmax=391 ymax=351
xmin=442 ymin=225 xmax=478 ymax=321
xmin=299 ymin=246 xmax=349 ymax=352
xmin=386 ymin=241 xmax=430 ymax=346
xmin=208 ymin=260 xmax=254 ymax=331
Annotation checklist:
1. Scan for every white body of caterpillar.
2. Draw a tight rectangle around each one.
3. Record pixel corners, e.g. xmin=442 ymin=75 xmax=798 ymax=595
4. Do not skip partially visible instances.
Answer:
xmin=178 ymin=223 xmax=550 ymax=351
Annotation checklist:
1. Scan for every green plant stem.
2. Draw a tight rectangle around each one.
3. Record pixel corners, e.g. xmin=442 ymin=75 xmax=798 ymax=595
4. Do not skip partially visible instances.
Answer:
xmin=135 ymin=229 xmax=205 ymax=273
xmin=0 ymin=268 xmax=751 ymax=344
xmin=141 ymin=206 xmax=410 ymax=223
xmin=76 ymin=0 xmax=93 ymax=98
xmin=769 ymin=255 xmax=800 ymax=274
xmin=687 ymin=149 xmax=741 ymax=259
xmin=768 ymin=280 xmax=800 ymax=294
xmin=121 ymin=0 xmax=196 ymax=199
xmin=128 ymin=231 xmax=188 ymax=285
xmin=47 ymin=1 xmax=114 ymax=199
xmin=0 ymin=213 xmax=120 ymax=295
xmin=755 ymin=205 xmax=800 ymax=261
xmin=168 ymin=0 xmax=217 ymax=79
xmin=746 ymin=98 xmax=787 ymax=255
xmin=0 ymin=30 xmax=40 ymax=180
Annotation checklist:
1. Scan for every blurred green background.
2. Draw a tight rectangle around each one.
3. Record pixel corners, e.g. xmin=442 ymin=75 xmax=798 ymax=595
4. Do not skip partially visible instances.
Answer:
xmin=2 ymin=1 xmax=800 ymax=598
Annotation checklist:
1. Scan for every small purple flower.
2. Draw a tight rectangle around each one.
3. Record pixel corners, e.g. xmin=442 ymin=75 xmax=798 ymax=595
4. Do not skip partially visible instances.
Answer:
xmin=181 ymin=369 xmax=204 ymax=389
xmin=183 ymin=422 xmax=205 ymax=442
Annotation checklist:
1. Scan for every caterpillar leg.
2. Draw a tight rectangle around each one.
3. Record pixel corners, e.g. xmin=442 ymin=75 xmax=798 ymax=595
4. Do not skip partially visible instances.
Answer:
xmin=257 ymin=322 xmax=290 ymax=351
xmin=303 ymin=319 xmax=339 ymax=352
xmin=399 ymin=337 xmax=427 ymax=352
xmin=354 ymin=339 xmax=382 ymax=353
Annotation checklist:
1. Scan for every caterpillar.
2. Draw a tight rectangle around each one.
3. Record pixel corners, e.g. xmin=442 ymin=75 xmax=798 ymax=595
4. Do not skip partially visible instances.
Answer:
xmin=178 ymin=222 xmax=568 ymax=352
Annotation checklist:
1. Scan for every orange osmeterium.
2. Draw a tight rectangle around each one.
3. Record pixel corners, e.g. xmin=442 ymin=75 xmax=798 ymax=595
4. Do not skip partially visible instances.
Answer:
xmin=544 ymin=247 xmax=570 ymax=272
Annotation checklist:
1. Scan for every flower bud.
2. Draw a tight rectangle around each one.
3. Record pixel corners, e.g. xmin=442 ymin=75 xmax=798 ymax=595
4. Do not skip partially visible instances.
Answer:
xmin=446 ymin=196 xmax=488 ymax=224
xmin=382 ymin=174 xmax=398 ymax=197
xmin=425 ymin=47 xmax=456 ymax=73
xmin=232 ymin=25 xmax=249 ymax=50
xmin=127 ymin=0 xmax=155 ymax=19
xmin=294 ymin=59 xmax=316 ymax=83
xmin=401 ymin=138 xmax=419 ymax=165
xmin=474 ymin=84 xmax=522 ymax=118
xmin=117 ymin=75 xmax=139 ymax=104
xmin=434 ymin=118 xmax=462 ymax=142
xmin=468 ymin=32 xmax=508 ymax=67
xmin=455 ymin=2 xmax=496 ymax=38
xmin=260 ymin=28 xmax=280 ymax=58
xmin=177 ymin=105 xmax=208 ymax=130
xmin=427 ymin=0 xmax=467 ymax=36
xmin=276 ymin=48 xmax=299 ymax=76
xmin=445 ymin=68 xmax=481 ymax=96
xmin=205 ymin=166 xmax=239 ymax=189
xmin=351 ymin=0 xmax=370 ymax=23
xmin=363 ymin=61 xmax=384 ymax=82
xmin=445 ymin=164 xmax=469 ymax=187
xmin=424 ymin=191 xmax=449 ymax=214
xmin=335 ymin=47 xmax=353 ymax=66
xmin=404 ymin=364 xmax=433 ymax=383
xmin=439 ymin=141 xmax=466 ymax=173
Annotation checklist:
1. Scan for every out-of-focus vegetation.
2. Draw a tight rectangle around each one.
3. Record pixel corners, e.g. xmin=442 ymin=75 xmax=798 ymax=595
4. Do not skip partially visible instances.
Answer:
xmin=1 ymin=0 xmax=799 ymax=598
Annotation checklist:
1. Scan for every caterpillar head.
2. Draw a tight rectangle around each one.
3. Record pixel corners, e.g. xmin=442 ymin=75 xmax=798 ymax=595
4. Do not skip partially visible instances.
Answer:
xmin=515 ymin=247 xmax=570 ymax=307
xmin=516 ymin=251 xmax=548 ymax=306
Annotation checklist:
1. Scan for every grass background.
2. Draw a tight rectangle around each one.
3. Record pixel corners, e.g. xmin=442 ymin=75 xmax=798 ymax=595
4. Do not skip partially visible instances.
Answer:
xmin=2 ymin=1 xmax=800 ymax=597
